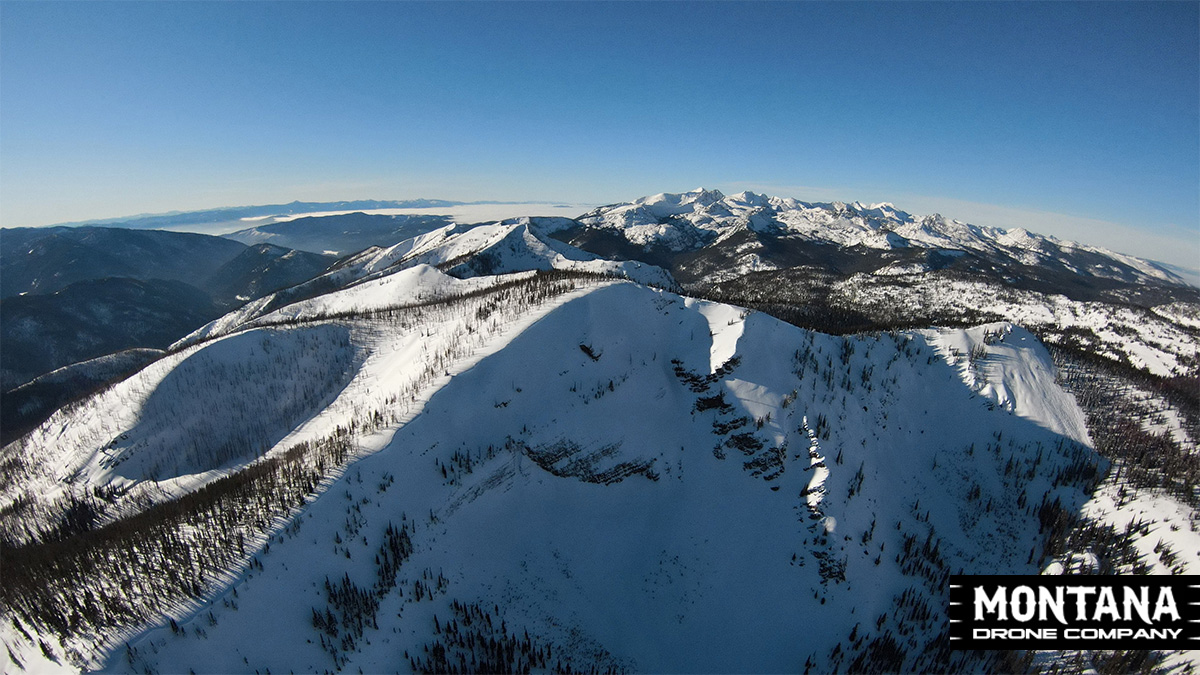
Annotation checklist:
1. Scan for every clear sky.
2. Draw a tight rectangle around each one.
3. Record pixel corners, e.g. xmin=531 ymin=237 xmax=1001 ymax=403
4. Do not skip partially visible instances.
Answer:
xmin=2 ymin=1 xmax=1197 ymax=270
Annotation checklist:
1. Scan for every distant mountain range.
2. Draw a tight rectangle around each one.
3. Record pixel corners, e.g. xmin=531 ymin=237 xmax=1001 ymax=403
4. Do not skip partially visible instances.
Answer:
xmin=46 ymin=198 xmax=576 ymax=233
xmin=1 ymin=226 xmax=248 ymax=298
xmin=49 ymin=199 xmax=467 ymax=231
xmin=224 ymin=212 xmax=455 ymax=256
xmin=559 ymin=188 xmax=1187 ymax=295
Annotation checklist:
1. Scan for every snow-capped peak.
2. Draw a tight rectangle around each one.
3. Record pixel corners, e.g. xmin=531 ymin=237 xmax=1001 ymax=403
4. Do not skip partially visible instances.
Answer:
xmin=727 ymin=190 xmax=772 ymax=208
xmin=685 ymin=187 xmax=726 ymax=203
xmin=631 ymin=188 xmax=726 ymax=216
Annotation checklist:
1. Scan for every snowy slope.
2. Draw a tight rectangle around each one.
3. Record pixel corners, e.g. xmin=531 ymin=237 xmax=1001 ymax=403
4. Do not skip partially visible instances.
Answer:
xmin=1 ymin=264 xmax=1114 ymax=673
xmin=394 ymin=217 xmax=675 ymax=288
xmin=0 ymin=272 xmax=604 ymax=548
xmin=174 ymin=219 xmax=675 ymax=349
xmin=0 ymin=347 xmax=165 ymax=445
xmin=922 ymin=323 xmax=1090 ymax=444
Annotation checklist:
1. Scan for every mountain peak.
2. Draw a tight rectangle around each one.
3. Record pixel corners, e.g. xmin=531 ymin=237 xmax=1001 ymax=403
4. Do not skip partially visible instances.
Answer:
xmin=728 ymin=190 xmax=771 ymax=207
xmin=639 ymin=188 xmax=726 ymax=209
xmin=687 ymin=187 xmax=725 ymax=201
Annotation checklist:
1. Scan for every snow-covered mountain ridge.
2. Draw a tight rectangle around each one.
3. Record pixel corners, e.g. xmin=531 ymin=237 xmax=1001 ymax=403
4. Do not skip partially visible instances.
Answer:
xmin=173 ymin=217 xmax=674 ymax=349
xmin=573 ymin=188 xmax=1183 ymax=287
xmin=8 ymin=220 xmax=1191 ymax=674
xmin=1 ymin=189 xmax=1197 ymax=674
xmin=545 ymin=190 xmax=1197 ymax=384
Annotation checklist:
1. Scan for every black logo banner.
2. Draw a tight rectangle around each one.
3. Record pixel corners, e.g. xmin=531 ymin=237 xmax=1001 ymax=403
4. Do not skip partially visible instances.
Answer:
xmin=949 ymin=575 xmax=1200 ymax=650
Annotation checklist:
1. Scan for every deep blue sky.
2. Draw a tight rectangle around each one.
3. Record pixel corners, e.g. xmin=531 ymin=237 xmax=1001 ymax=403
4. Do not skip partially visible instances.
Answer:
xmin=2 ymin=2 xmax=1197 ymax=268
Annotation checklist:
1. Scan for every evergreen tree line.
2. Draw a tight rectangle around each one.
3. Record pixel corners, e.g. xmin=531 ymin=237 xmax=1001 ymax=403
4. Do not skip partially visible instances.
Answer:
xmin=1052 ymin=347 xmax=1199 ymax=508
xmin=409 ymin=600 xmax=626 ymax=675
xmin=313 ymin=519 xmax=415 ymax=668
xmin=237 ymin=269 xmax=613 ymax=335
xmin=0 ymin=430 xmax=354 ymax=658
xmin=693 ymin=270 xmax=1003 ymax=336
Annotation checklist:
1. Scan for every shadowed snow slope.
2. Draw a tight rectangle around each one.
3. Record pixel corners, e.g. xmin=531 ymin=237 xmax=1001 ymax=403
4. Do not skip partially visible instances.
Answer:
xmin=103 ymin=326 xmax=361 ymax=481
xmin=1 ymin=278 xmax=1104 ymax=673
